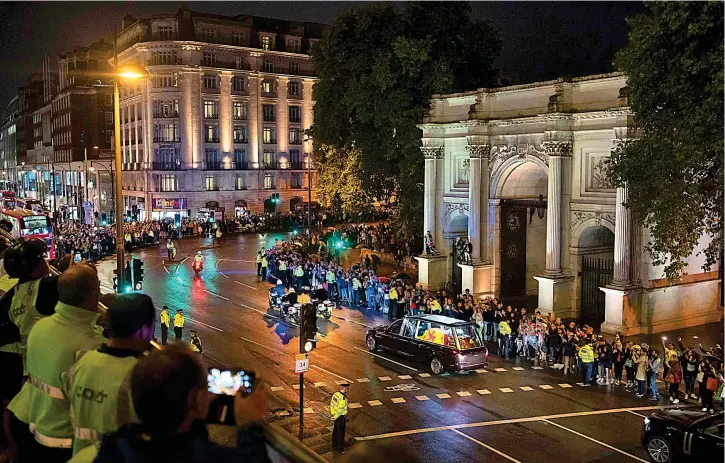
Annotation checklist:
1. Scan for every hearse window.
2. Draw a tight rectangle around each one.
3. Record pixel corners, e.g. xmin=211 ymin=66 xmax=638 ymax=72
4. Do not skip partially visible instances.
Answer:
xmin=415 ymin=320 xmax=430 ymax=339
xmin=418 ymin=322 xmax=455 ymax=347
xmin=454 ymin=325 xmax=484 ymax=349
xmin=402 ymin=319 xmax=417 ymax=338
xmin=387 ymin=319 xmax=404 ymax=335
xmin=703 ymin=423 xmax=724 ymax=439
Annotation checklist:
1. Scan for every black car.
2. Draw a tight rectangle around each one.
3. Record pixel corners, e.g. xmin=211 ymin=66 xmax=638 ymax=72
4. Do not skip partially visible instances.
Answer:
xmin=641 ymin=408 xmax=723 ymax=462
xmin=365 ymin=314 xmax=488 ymax=374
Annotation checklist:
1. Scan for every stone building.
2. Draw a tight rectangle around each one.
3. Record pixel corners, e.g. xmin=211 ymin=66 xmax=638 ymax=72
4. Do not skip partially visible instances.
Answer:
xmin=114 ymin=8 xmax=324 ymax=220
xmin=416 ymin=72 xmax=721 ymax=334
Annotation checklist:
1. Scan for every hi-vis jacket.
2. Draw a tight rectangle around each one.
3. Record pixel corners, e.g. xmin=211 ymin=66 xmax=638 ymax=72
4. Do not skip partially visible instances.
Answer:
xmin=330 ymin=391 xmax=348 ymax=420
xmin=579 ymin=344 xmax=595 ymax=363
xmin=160 ymin=310 xmax=170 ymax=328
xmin=498 ymin=320 xmax=512 ymax=336
xmin=8 ymin=280 xmax=44 ymax=370
xmin=173 ymin=313 xmax=185 ymax=328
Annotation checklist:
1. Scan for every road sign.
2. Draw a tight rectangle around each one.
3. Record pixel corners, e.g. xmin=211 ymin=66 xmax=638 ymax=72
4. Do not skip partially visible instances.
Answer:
xmin=295 ymin=353 xmax=309 ymax=374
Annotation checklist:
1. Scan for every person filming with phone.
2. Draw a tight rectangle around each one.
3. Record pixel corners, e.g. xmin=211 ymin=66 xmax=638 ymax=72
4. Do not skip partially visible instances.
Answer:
xmin=69 ymin=344 xmax=269 ymax=463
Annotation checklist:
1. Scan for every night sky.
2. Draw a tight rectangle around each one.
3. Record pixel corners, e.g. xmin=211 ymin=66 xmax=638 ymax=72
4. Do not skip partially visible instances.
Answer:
xmin=0 ymin=1 xmax=645 ymax=111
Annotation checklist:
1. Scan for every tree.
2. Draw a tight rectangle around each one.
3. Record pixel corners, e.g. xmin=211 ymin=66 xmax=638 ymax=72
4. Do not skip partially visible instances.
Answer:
xmin=312 ymin=2 xmax=500 ymax=240
xmin=606 ymin=2 xmax=723 ymax=280
xmin=314 ymin=144 xmax=372 ymax=216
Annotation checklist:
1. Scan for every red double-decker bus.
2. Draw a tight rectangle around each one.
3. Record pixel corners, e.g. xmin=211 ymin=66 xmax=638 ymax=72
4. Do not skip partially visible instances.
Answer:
xmin=0 ymin=208 xmax=56 ymax=259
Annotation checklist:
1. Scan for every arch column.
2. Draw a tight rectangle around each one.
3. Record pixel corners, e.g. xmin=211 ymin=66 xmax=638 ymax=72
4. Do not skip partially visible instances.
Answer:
xmin=416 ymin=144 xmax=447 ymax=290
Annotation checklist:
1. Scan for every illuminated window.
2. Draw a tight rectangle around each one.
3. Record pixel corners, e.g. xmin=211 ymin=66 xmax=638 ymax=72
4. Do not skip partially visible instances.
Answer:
xmin=205 ymin=125 xmax=219 ymax=142
xmin=263 ymin=127 xmax=276 ymax=144
xmin=205 ymin=175 xmax=218 ymax=191
xmin=160 ymin=174 xmax=176 ymax=192
xmin=233 ymin=126 xmax=247 ymax=143
xmin=233 ymin=102 xmax=247 ymax=120
xmin=235 ymin=176 xmax=246 ymax=190
xmin=260 ymin=36 xmax=271 ymax=50
xmin=264 ymin=173 xmax=274 ymax=189
xmin=203 ymin=100 xmax=218 ymax=119
xmin=289 ymin=128 xmax=301 ymax=145
xmin=261 ymin=80 xmax=274 ymax=94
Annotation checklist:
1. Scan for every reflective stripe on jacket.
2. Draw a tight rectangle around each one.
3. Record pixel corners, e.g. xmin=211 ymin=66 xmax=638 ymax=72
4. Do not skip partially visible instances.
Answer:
xmin=330 ymin=391 xmax=348 ymax=420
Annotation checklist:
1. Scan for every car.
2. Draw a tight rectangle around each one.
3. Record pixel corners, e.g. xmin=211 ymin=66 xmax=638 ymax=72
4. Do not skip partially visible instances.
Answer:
xmin=641 ymin=407 xmax=723 ymax=462
xmin=365 ymin=314 xmax=488 ymax=374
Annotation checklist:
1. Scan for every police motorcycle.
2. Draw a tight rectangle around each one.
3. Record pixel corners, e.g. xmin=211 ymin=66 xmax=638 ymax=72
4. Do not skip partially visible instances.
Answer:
xmin=310 ymin=285 xmax=334 ymax=320
xmin=268 ymin=282 xmax=301 ymax=324
xmin=192 ymin=251 xmax=204 ymax=276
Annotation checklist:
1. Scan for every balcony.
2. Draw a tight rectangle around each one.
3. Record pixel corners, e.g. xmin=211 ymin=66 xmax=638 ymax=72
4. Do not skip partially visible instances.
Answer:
xmin=290 ymin=184 xmax=305 ymax=189
xmin=233 ymin=138 xmax=249 ymax=144
xmin=264 ymin=184 xmax=276 ymax=190
xmin=146 ymin=58 xmax=183 ymax=66
xmin=153 ymin=112 xmax=179 ymax=118
xmin=204 ymin=114 xmax=219 ymax=120
xmin=205 ymin=138 xmax=220 ymax=143
xmin=149 ymin=161 xmax=185 ymax=171
xmin=153 ymin=137 xmax=181 ymax=143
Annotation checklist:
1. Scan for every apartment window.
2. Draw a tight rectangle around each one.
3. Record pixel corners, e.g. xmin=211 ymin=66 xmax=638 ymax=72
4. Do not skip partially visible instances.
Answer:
xmin=263 ymin=150 xmax=276 ymax=166
xmin=264 ymin=173 xmax=274 ymax=189
xmin=234 ymin=149 xmax=246 ymax=165
xmin=261 ymin=80 xmax=274 ymax=94
xmin=233 ymin=32 xmax=245 ymax=46
xmin=288 ymin=62 xmax=300 ymax=74
xmin=288 ymin=81 xmax=301 ymax=97
xmin=262 ymin=104 xmax=276 ymax=122
xmin=202 ymin=53 xmax=216 ymax=66
xmin=291 ymin=173 xmax=302 ymax=188
xmin=289 ymin=128 xmax=301 ymax=145
xmin=235 ymin=176 xmax=246 ymax=190
xmin=160 ymin=174 xmax=176 ymax=192
xmin=205 ymin=175 xmax=218 ymax=191
xmin=232 ymin=76 xmax=245 ymax=92
xmin=287 ymin=39 xmax=300 ymax=53
xmin=263 ymin=127 xmax=276 ymax=144
xmin=204 ymin=100 xmax=219 ymax=119
xmin=105 ymin=111 xmax=113 ymax=124
xmin=288 ymin=106 xmax=301 ymax=123
xmin=203 ymin=74 xmax=218 ymax=89
xmin=153 ymin=123 xmax=178 ymax=142
xmin=104 ymin=94 xmax=113 ymax=106
xmin=289 ymin=149 xmax=301 ymax=164
xmin=202 ymin=29 xmax=216 ymax=43
xmin=262 ymin=60 xmax=274 ymax=73
xmin=158 ymin=26 xmax=173 ymax=40
xmin=106 ymin=130 xmax=113 ymax=143
xmin=153 ymin=72 xmax=178 ymax=88
xmin=233 ymin=101 xmax=247 ymax=120
xmin=260 ymin=36 xmax=272 ymax=50
xmin=152 ymin=51 xmax=177 ymax=65
xmin=154 ymin=99 xmax=179 ymax=118
xmin=205 ymin=125 xmax=219 ymax=142
xmin=233 ymin=126 xmax=247 ymax=143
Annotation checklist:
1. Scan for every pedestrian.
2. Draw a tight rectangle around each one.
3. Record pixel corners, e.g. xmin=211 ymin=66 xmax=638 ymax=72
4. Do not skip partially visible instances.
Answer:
xmin=160 ymin=306 xmax=170 ymax=345
xmin=330 ymin=383 xmax=349 ymax=453
xmin=174 ymin=309 xmax=185 ymax=341
xmin=634 ymin=346 xmax=648 ymax=397
xmin=255 ymin=251 xmax=262 ymax=278
xmin=680 ymin=344 xmax=700 ymax=400
xmin=665 ymin=354 xmax=683 ymax=404
xmin=648 ymin=350 xmax=662 ymax=401
xmin=579 ymin=340 xmax=595 ymax=386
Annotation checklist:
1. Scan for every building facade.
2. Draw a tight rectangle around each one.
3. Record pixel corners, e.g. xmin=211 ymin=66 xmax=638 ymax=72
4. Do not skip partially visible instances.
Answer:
xmin=417 ymin=73 xmax=721 ymax=335
xmin=115 ymin=8 xmax=323 ymax=220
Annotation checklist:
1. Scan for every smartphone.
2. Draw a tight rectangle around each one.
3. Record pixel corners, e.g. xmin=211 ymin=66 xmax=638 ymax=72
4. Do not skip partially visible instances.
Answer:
xmin=206 ymin=368 xmax=255 ymax=425
xmin=74 ymin=252 xmax=82 ymax=263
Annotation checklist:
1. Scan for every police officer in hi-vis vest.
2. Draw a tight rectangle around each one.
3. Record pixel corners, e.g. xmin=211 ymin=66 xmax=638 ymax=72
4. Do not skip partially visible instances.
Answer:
xmin=159 ymin=306 xmax=170 ymax=345
xmin=329 ymin=383 xmax=349 ymax=453
xmin=62 ymin=293 xmax=155 ymax=457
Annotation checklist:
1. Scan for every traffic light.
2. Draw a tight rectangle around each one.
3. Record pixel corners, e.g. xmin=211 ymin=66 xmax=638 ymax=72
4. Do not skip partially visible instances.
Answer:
xmin=300 ymin=303 xmax=317 ymax=353
xmin=132 ymin=258 xmax=144 ymax=291
xmin=101 ymin=212 xmax=107 ymax=226
xmin=124 ymin=262 xmax=132 ymax=293
xmin=271 ymin=193 xmax=280 ymax=203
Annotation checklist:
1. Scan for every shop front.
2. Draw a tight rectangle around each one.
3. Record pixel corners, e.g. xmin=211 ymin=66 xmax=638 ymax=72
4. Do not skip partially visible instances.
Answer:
xmin=198 ymin=201 xmax=225 ymax=222
xmin=234 ymin=200 xmax=249 ymax=218
xmin=151 ymin=198 xmax=188 ymax=221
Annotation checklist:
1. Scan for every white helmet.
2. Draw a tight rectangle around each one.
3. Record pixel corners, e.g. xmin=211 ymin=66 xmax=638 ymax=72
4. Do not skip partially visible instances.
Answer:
xmin=196 ymin=251 xmax=202 ymax=256
xmin=277 ymin=279 xmax=282 ymax=285
xmin=289 ymin=287 xmax=295 ymax=293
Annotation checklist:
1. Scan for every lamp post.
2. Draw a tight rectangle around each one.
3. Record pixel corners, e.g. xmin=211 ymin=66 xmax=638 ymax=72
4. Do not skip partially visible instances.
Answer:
xmin=303 ymin=134 xmax=313 ymax=234
xmin=113 ymin=29 xmax=149 ymax=290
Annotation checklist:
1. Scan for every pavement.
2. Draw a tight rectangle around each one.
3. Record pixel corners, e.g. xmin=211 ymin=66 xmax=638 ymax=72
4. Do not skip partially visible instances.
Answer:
xmin=92 ymin=233 xmax=724 ymax=462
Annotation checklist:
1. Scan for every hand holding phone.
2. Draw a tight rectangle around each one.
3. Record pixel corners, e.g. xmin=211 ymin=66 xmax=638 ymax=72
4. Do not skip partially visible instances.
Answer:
xmin=206 ymin=368 xmax=256 ymax=426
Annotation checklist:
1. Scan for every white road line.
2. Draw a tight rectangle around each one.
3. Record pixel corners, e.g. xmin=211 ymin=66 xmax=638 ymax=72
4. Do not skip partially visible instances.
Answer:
xmin=415 ymin=395 xmax=429 ymax=401
xmin=477 ymin=389 xmax=491 ymax=395
xmin=187 ymin=317 xmax=224 ymax=332
xmin=452 ymin=429 xmax=522 ymax=463
xmin=219 ymin=271 xmax=230 ymax=279
xmin=234 ymin=280 xmax=260 ymax=291
xmin=398 ymin=375 xmax=412 ymax=380
xmin=353 ymin=347 xmax=420 ymax=372
xmin=456 ymin=391 xmax=472 ymax=397
xmin=356 ymin=378 xmax=370 ymax=383
xmin=494 ymin=368 xmax=507 ymax=372
xmin=539 ymin=385 xmax=554 ymax=390
xmin=239 ymin=336 xmax=286 ymax=354
xmin=356 ymin=405 xmax=680 ymax=441
xmin=313 ymin=382 xmax=328 ymax=387
xmin=292 ymin=384 xmax=304 ymax=390
xmin=531 ymin=366 xmax=544 ymax=370
xmin=558 ymin=383 xmax=572 ymax=388
xmin=499 ymin=388 xmax=514 ymax=393
xmin=520 ymin=386 xmax=534 ymax=392
xmin=542 ymin=419 xmax=648 ymax=462
xmin=349 ymin=402 xmax=363 ymax=409
xmin=378 ymin=376 xmax=392 ymax=381
xmin=368 ymin=400 xmax=382 ymax=406
xmin=303 ymin=408 xmax=314 ymax=414
xmin=270 ymin=386 xmax=284 ymax=392
xmin=512 ymin=367 xmax=525 ymax=371
xmin=391 ymin=397 xmax=406 ymax=404
xmin=164 ymin=266 xmax=170 ymax=275
xmin=419 ymin=373 xmax=431 ymax=378
xmin=331 ymin=315 xmax=374 ymax=329
xmin=203 ymin=289 xmax=229 ymax=301
xmin=436 ymin=393 xmax=451 ymax=399
xmin=475 ymin=369 xmax=487 ymax=373
xmin=626 ymin=410 xmax=647 ymax=418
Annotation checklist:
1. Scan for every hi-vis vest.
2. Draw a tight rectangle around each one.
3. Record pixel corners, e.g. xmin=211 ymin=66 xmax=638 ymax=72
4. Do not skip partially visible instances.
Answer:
xmin=579 ymin=344 xmax=595 ymax=363
xmin=294 ymin=266 xmax=304 ymax=277
xmin=498 ymin=320 xmax=511 ymax=336
xmin=326 ymin=271 xmax=336 ymax=283
xmin=279 ymin=262 xmax=287 ymax=271
xmin=63 ymin=349 xmax=139 ymax=455
xmin=160 ymin=310 xmax=170 ymax=327
xmin=0 ymin=274 xmax=20 ymax=355
xmin=261 ymin=257 xmax=268 ymax=267
xmin=174 ymin=313 xmax=184 ymax=328
xmin=9 ymin=280 xmax=44 ymax=369
xmin=330 ymin=391 xmax=348 ymax=420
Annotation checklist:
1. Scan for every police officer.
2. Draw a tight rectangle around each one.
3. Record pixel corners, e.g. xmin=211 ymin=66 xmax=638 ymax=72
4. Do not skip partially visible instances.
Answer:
xmin=260 ymin=254 xmax=268 ymax=282
xmin=255 ymin=251 xmax=263 ymax=278
xmin=8 ymin=264 xmax=103 ymax=463
xmin=330 ymin=383 xmax=349 ymax=453
xmin=189 ymin=330 xmax=203 ymax=354
xmin=159 ymin=306 xmax=170 ymax=345
xmin=62 ymin=293 xmax=155 ymax=456
xmin=173 ymin=310 xmax=184 ymax=341
xmin=498 ymin=318 xmax=512 ymax=359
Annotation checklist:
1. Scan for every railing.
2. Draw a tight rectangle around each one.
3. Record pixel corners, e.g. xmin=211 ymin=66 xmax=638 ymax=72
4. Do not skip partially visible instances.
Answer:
xmin=142 ymin=161 xmax=315 ymax=171
xmin=153 ymin=138 xmax=181 ymax=143
xmin=146 ymin=58 xmax=183 ymax=66
xmin=233 ymin=138 xmax=249 ymax=144
xmin=205 ymin=138 xmax=220 ymax=143
xmin=153 ymin=112 xmax=179 ymax=118
xmin=204 ymin=114 xmax=219 ymax=120
xmin=149 ymin=162 xmax=184 ymax=171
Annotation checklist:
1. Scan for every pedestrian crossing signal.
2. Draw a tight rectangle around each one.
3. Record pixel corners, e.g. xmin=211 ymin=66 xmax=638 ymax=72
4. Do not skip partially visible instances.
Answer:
xmin=300 ymin=303 xmax=317 ymax=353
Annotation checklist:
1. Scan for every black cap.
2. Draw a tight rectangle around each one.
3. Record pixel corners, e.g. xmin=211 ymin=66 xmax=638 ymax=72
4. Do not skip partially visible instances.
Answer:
xmin=340 ymin=383 xmax=350 ymax=388
xmin=106 ymin=294 xmax=155 ymax=337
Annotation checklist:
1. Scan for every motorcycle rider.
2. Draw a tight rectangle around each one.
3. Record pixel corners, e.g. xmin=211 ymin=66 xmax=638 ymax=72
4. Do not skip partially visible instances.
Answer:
xmin=281 ymin=287 xmax=297 ymax=317
xmin=193 ymin=251 xmax=204 ymax=273
xmin=268 ymin=279 xmax=285 ymax=310
xmin=311 ymin=283 xmax=328 ymax=303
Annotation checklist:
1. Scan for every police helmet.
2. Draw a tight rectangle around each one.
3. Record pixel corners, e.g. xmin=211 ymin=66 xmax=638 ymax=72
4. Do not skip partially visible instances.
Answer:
xmin=4 ymin=238 xmax=48 ymax=279
xmin=277 ymin=279 xmax=282 ymax=285
xmin=289 ymin=287 xmax=295 ymax=293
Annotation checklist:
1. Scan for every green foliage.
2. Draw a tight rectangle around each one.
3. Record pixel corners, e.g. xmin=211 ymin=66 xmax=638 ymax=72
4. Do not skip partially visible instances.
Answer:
xmin=311 ymin=2 xmax=500 ymax=239
xmin=608 ymin=2 xmax=723 ymax=280
xmin=314 ymin=144 xmax=372 ymax=216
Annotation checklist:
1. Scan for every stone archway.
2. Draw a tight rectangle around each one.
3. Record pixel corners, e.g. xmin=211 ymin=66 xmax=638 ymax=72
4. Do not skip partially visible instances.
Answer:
xmin=491 ymin=161 xmax=548 ymax=302
xmin=571 ymin=221 xmax=615 ymax=323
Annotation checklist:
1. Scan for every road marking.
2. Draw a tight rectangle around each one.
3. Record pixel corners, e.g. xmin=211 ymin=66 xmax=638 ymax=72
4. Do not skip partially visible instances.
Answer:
xmin=332 ymin=315 xmax=375 ymax=329
xmin=415 ymin=395 xmax=430 ymax=401
xmin=356 ymin=378 xmax=370 ymax=383
xmin=219 ymin=272 xmax=230 ymax=279
xmin=234 ymin=280 xmax=260 ymax=291
xmin=477 ymin=389 xmax=491 ymax=395
xmin=499 ymin=388 xmax=514 ymax=393
xmin=436 ymin=393 xmax=451 ymax=399
xmin=539 ymin=385 xmax=553 ymax=390
xmin=349 ymin=402 xmax=363 ymax=409
xmin=475 ymin=369 xmax=487 ymax=373
xmin=456 ymin=391 xmax=472 ymax=397
xmin=378 ymin=376 xmax=392 ymax=381
xmin=398 ymin=375 xmax=412 ymax=380
xmin=419 ymin=373 xmax=431 ymax=378
xmin=520 ymin=386 xmax=534 ymax=392
xmin=391 ymin=397 xmax=406 ymax=404
xmin=368 ymin=400 xmax=382 ymax=406
xmin=355 ymin=405 xmax=680 ymax=441
xmin=313 ymin=382 xmax=328 ymax=387
xmin=186 ymin=317 xmax=224 ymax=332
xmin=531 ymin=366 xmax=544 ymax=370
xmin=303 ymin=408 xmax=314 ymax=414
xmin=558 ymin=383 xmax=572 ymax=388
xmin=452 ymin=429 xmax=522 ymax=463
xmin=543 ymin=419 xmax=648 ymax=462
xmin=626 ymin=410 xmax=647 ymax=418
xmin=292 ymin=384 xmax=304 ymax=390
xmin=576 ymin=383 xmax=585 ymax=387
xmin=314 ymin=370 xmax=352 ymax=384
xmin=203 ymin=289 xmax=230 ymax=301
xmin=353 ymin=347 xmax=420 ymax=372
xmin=270 ymin=386 xmax=284 ymax=392
xmin=239 ymin=337 xmax=286 ymax=355
xmin=494 ymin=368 xmax=507 ymax=372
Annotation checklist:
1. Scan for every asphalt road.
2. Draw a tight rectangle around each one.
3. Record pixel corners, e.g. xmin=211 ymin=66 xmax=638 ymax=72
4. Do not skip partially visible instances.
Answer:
xmin=95 ymin=233 xmax=689 ymax=462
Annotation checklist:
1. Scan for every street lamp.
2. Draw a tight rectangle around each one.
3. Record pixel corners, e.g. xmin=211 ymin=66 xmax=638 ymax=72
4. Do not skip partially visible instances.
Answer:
xmin=303 ymin=132 xmax=313 ymax=234
xmin=112 ymin=34 xmax=149 ymax=290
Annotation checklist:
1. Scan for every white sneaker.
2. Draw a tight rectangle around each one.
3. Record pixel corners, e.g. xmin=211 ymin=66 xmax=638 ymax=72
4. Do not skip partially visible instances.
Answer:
xmin=669 ymin=396 xmax=674 ymax=402
xmin=691 ymin=395 xmax=698 ymax=400
xmin=673 ymin=399 xmax=679 ymax=404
